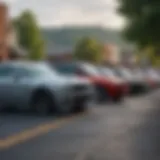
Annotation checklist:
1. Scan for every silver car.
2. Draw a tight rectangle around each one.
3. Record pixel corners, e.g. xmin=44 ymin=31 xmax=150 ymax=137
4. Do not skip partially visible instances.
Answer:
xmin=0 ymin=61 xmax=74 ymax=115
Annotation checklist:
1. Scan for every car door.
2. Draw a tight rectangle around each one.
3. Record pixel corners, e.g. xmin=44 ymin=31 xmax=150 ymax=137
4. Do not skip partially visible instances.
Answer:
xmin=11 ymin=67 xmax=34 ymax=109
xmin=0 ymin=65 xmax=16 ymax=108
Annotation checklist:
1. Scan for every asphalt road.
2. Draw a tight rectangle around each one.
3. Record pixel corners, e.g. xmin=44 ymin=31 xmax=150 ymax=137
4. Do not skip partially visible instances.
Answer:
xmin=0 ymin=91 xmax=160 ymax=160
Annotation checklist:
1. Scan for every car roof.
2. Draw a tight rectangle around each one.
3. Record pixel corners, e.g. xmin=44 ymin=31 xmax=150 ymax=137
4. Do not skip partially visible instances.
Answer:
xmin=0 ymin=61 xmax=47 ymax=67
xmin=51 ymin=61 xmax=91 ymax=66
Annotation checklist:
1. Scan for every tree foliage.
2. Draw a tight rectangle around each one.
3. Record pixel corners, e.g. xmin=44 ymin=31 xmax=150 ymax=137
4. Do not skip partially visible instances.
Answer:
xmin=74 ymin=37 xmax=103 ymax=64
xmin=13 ymin=10 xmax=45 ymax=60
xmin=119 ymin=0 xmax=160 ymax=47
xmin=42 ymin=27 xmax=127 ymax=48
xmin=119 ymin=0 xmax=160 ymax=65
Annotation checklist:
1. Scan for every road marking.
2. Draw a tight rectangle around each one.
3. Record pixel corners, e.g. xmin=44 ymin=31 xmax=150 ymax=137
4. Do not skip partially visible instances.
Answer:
xmin=0 ymin=114 xmax=84 ymax=150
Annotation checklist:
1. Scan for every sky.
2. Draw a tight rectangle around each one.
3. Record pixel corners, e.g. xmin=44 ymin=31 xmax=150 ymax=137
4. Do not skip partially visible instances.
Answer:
xmin=4 ymin=0 xmax=125 ymax=29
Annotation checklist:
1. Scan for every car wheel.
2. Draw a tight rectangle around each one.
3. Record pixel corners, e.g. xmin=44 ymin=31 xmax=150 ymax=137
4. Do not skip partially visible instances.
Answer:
xmin=73 ymin=101 xmax=88 ymax=113
xmin=32 ymin=92 xmax=54 ymax=116
xmin=56 ymin=94 xmax=73 ymax=115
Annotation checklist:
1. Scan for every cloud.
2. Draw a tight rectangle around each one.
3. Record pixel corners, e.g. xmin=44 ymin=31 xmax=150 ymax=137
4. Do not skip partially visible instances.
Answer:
xmin=7 ymin=0 xmax=125 ymax=29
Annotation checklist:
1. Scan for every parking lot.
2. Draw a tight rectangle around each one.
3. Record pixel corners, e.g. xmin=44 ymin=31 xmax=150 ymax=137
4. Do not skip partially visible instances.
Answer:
xmin=0 ymin=91 xmax=160 ymax=160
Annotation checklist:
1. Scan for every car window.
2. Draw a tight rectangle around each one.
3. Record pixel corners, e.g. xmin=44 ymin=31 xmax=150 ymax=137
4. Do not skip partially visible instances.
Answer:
xmin=81 ymin=64 xmax=99 ymax=76
xmin=0 ymin=65 xmax=15 ymax=77
xmin=118 ymin=69 xmax=132 ymax=78
xmin=15 ymin=64 xmax=58 ymax=77
xmin=98 ymin=68 xmax=116 ymax=77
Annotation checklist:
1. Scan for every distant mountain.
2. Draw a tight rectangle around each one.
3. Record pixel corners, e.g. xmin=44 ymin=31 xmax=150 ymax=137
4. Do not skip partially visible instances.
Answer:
xmin=41 ymin=26 xmax=133 ymax=53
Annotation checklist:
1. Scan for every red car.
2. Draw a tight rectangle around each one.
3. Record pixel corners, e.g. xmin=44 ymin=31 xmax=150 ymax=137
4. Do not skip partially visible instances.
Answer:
xmin=53 ymin=61 xmax=129 ymax=103
xmin=94 ymin=66 xmax=129 ymax=102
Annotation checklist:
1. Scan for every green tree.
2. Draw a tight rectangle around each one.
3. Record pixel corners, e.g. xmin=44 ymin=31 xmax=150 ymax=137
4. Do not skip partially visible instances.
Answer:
xmin=13 ymin=10 xmax=45 ymax=60
xmin=118 ymin=0 xmax=160 ymax=65
xmin=119 ymin=0 xmax=160 ymax=47
xmin=74 ymin=37 xmax=103 ymax=64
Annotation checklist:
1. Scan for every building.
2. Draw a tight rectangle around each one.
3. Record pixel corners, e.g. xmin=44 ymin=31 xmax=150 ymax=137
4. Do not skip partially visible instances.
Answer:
xmin=0 ymin=3 xmax=26 ymax=61
xmin=0 ymin=3 xmax=9 ymax=61
xmin=7 ymin=24 xmax=27 ymax=59
xmin=46 ymin=44 xmax=73 ymax=62
xmin=102 ymin=44 xmax=121 ymax=65
xmin=120 ymin=48 xmax=137 ymax=68
xmin=7 ymin=24 xmax=18 ymax=47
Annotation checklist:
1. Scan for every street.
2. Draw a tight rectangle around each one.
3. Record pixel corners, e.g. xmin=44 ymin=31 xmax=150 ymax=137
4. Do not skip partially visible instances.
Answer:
xmin=0 ymin=91 xmax=160 ymax=160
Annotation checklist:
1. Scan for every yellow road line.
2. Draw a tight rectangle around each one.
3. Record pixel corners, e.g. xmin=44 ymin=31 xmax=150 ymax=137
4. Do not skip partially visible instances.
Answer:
xmin=0 ymin=114 xmax=83 ymax=150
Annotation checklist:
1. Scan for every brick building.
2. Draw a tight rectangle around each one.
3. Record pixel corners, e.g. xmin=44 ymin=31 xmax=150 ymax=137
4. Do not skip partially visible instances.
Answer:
xmin=102 ymin=44 xmax=120 ymax=65
xmin=46 ymin=45 xmax=73 ymax=62
xmin=0 ymin=3 xmax=8 ymax=61
xmin=0 ymin=3 xmax=26 ymax=61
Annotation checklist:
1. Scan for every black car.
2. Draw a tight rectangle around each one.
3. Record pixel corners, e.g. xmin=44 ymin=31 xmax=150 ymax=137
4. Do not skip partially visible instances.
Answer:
xmin=113 ymin=67 xmax=150 ymax=95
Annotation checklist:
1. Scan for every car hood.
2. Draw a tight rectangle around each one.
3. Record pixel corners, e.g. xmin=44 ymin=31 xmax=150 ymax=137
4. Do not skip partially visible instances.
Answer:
xmin=147 ymin=75 xmax=160 ymax=81
xmin=105 ymin=76 xmax=126 ymax=84
xmin=88 ymin=76 xmax=124 ymax=85
xmin=39 ymin=75 xmax=71 ymax=85
xmin=126 ymin=77 xmax=146 ymax=83
xmin=58 ymin=75 xmax=92 ymax=86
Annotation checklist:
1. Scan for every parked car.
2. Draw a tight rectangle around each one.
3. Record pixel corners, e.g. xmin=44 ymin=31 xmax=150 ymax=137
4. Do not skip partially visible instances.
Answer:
xmin=52 ymin=61 xmax=126 ymax=103
xmin=114 ymin=67 xmax=151 ymax=94
xmin=49 ymin=62 xmax=96 ymax=111
xmin=0 ymin=61 xmax=90 ymax=115
xmin=97 ymin=66 xmax=129 ymax=97
xmin=114 ymin=67 xmax=149 ymax=95
xmin=131 ymin=68 xmax=155 ymax=91
xmin=142 ymin=68 xmax=160 ymax=89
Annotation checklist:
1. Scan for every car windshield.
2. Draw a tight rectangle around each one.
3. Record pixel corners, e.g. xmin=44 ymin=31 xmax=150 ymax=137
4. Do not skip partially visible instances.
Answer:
xmin=54 ymin=63 xmax=100 ymax=76
xmin=147 ymin=70 xmax=159 ymax=78
xmin=98 ymin=67 xmax=116 ymax=77
xmin=81 ymin=64 xmax=100 ymax=76
xmin=117 ymin=68 xmax=132 ymax=78
xmin=53 ymin=63 xmax=77 ymax=75
xmin=132 ymin=69 xmax=144 ymax=79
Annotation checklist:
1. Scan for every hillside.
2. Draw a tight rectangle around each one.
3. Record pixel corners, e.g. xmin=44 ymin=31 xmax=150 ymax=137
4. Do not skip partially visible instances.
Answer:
xmin=41 ymin=26 xmax=132 ymax=53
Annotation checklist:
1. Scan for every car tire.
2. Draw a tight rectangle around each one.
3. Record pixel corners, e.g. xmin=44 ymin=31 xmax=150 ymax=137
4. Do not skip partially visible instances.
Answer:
xmin=31 ymin=91 xmax=54 ymax=116
xmin=56 ymin=98 xmax=73 ymax=116
xmin=73 ymin=102 xmax=87 ymax=113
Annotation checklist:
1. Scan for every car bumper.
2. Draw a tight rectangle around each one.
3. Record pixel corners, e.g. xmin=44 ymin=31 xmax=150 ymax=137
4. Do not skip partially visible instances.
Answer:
xmin=128 ymin=82 xmax=150 ymax=94
xmin=109 ymin=83 xmax=129 ymax=99
xmin=71 ymin=84 xmax=96 ymax=105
